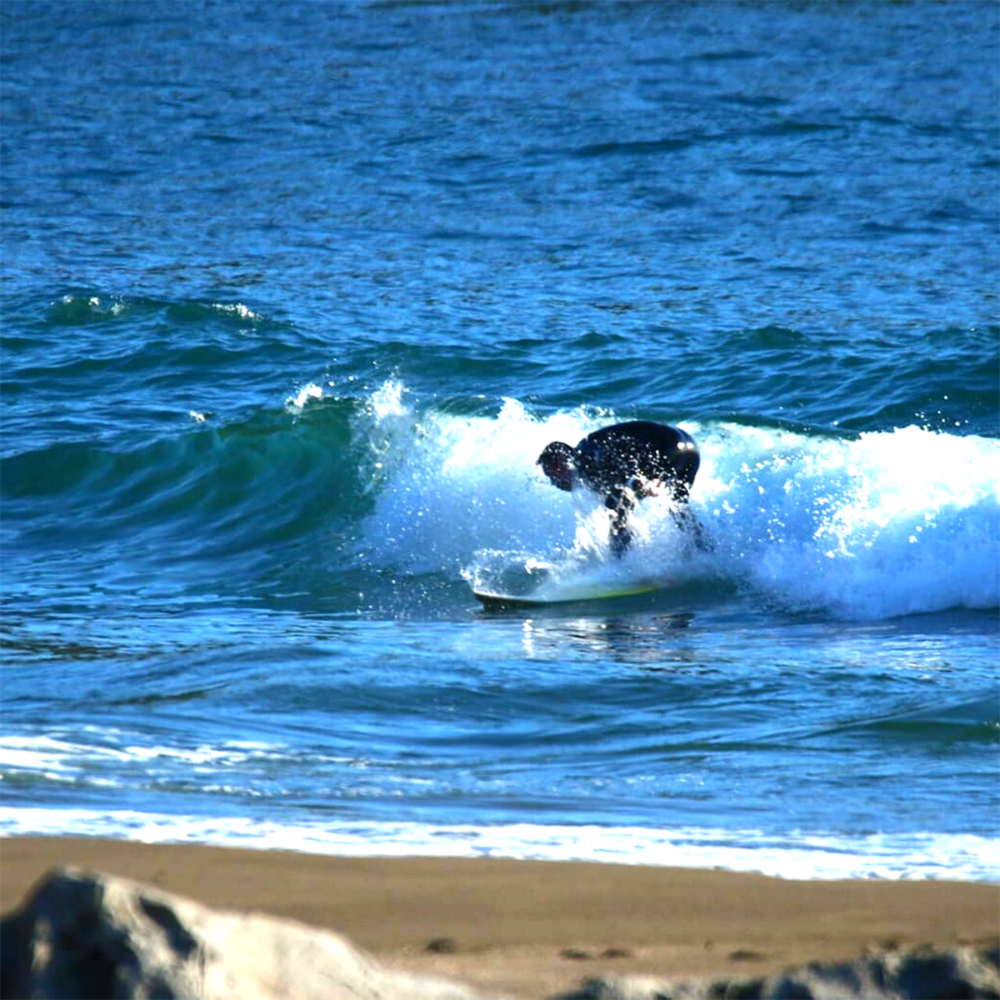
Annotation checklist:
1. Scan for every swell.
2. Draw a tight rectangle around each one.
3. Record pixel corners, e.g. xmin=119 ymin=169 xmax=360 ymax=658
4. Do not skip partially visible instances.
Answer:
xmin=0 ymin=397 xmax=367 ymax=588
xmin=339 ymin=323 xmax=1000 ymax=436
xmin=5 ymin=294 xmax=997 ymax=459
xmin=0 ymin=293 xmax=316 ymax=457
xmin=639 ymin=324 xmax=1000 ymax=435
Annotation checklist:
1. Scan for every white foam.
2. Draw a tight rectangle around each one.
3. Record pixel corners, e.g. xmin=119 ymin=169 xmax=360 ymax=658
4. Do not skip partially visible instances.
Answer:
xmin=0 ymin=734 xmax=297 ymax=776
xmin=58 ymin=293 xmax=127 ymax=316
xmin=0 ymin=735 xmax=95 ymax=772
xmin=355 ymin=384 xmax=1000 ymax=619
xmin=369 ymin=379 xmax=410 ymax=420
xmin=697 ymin=422 xmax=1000 ymax=618
xmin=212 ymin=302 xmax=260 ymax=321
xmin=358 ymin=396 xmax=629 ymax=572
xmin=284 ymin=382 xmax=324 ymax=413
xmin=0 ymin=806 xmax=995 ymax=881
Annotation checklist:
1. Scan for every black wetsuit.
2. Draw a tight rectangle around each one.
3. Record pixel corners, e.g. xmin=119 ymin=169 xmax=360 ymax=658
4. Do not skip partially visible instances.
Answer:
xmin=572 ymin=421 xmax=701 ymax=556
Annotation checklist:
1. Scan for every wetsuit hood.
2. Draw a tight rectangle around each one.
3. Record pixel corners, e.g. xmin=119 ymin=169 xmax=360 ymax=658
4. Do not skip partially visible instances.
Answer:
xmin=537 ymin=441 xmax=577 ymax=492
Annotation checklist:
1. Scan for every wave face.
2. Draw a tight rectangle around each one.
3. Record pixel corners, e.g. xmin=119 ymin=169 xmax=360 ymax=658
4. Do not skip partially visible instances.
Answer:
xmin=4 ymin=369 xmax=997 ymax=621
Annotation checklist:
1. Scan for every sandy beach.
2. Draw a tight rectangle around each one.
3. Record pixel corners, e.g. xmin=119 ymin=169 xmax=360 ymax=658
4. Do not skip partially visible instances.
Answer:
xmin=1 ymin=836 xmax=996 ymax=997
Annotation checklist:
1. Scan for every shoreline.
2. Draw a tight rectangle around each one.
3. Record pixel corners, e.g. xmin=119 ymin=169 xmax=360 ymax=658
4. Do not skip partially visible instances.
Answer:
xmin=2 ymin=836 xmax=997 ymax=998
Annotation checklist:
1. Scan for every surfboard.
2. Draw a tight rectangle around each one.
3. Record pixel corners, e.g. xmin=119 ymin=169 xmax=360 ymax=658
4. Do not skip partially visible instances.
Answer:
xmin=472 ymin=579 xmax=669 ymax=609
xmin=465 ymin=546 xmax=680 ymax=610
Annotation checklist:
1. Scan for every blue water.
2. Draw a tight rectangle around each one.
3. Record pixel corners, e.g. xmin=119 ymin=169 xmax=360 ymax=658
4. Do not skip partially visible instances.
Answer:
xmin=2 ymin=0 xmax=998 ymax=881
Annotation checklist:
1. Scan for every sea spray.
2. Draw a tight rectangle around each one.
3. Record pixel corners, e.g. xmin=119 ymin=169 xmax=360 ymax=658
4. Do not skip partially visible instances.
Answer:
xmin=354 ymin=383 xmax=1000 ymax=620
xmin=697 ymin=423 xmax=1000 ymax=619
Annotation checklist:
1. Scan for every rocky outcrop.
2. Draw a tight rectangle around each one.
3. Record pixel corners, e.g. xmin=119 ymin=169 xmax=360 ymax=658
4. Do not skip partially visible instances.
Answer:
xmin=554 ymin=944 xmax=1000 ymax=999
xmin=0 ymin=867 xmax=496 ymax=1000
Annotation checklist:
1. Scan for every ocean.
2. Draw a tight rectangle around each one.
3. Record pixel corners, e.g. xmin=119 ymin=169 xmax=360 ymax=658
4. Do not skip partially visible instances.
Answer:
xmin=1 ymin=0 xmax=998 ymax=883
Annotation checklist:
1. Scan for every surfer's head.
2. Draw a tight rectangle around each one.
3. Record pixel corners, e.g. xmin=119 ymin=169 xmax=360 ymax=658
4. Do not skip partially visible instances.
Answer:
xmin=537 ymin=441 xmax=576 ymax=492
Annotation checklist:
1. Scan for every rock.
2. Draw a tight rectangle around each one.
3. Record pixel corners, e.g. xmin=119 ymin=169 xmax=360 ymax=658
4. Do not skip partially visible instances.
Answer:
xmin=0 ymin=866 xmax=498 ymax=1000
xmin=552 ymin=943 xmax=1000 ymax=999
xmin=4 ymin=866 xmax=997 ymax=1000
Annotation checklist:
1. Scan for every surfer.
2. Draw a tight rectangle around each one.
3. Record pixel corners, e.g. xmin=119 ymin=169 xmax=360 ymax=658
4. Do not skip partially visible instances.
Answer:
xmin=537 ymin=421 xmax=703 ymax=557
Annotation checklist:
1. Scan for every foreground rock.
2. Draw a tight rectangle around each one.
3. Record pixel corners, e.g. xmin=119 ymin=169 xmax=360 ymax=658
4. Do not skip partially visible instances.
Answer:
xmin=2 ymin=867 xmax=997 ymax=1000
xmin=555 ymin=944 xmax=1000 ymax=999
xmin=0 ymin=867 xmax=497 ymax=1000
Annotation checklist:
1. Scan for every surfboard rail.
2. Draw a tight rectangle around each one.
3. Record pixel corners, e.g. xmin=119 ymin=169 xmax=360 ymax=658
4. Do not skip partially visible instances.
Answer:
xmin=472 ymin=579 xmax=669 ymax=609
